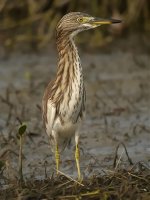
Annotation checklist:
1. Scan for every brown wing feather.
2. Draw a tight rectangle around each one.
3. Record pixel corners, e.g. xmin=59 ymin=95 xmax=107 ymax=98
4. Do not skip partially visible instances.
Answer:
xmin=42 ymin=81 xmax=54 ymax=126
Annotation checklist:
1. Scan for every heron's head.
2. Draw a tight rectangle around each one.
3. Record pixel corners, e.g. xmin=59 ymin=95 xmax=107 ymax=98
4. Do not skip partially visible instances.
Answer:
xmin=56 ymin=12 xmax=121 ymax=38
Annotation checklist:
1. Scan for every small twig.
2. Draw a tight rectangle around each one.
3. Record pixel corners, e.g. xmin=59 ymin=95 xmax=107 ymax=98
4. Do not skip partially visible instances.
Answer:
xmin=0 ymin=148 xmax=18 ymax=159
xmin=56 ymin=180 xmax=72 ymax=189
xmin=57 ymin=189 xmax=100 ymax=199
xmin=16 ymin=117 xmax=23 ymax=125
xmin=130 ymin=161 xmax=150 ymax=172
xmin=113 ymin=142 xmax=133 ymax=168
xmin=127 ymin=172 xmax=149 ymax=183
xmin=0 ymin=95 xmax=13 ymax=108
xmin=115 ymin=149 xmax=125 ymax=170
xmin=54 ymin=169 xmax=84 ymax=186
xmin=17 ymin=124 xmax=27 ymax=186
xmin=5 ymin=106 xmax=12 ymax=126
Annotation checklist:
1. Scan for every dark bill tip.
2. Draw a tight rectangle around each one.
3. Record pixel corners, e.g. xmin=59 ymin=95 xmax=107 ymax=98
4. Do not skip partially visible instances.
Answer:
xmin=110 ymin=18 xmax=122 ymax=24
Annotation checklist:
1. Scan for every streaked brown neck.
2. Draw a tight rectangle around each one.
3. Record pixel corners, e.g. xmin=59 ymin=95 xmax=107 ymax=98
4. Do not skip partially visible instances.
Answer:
xmin=55 ymin=32 xmax=82 ymax=87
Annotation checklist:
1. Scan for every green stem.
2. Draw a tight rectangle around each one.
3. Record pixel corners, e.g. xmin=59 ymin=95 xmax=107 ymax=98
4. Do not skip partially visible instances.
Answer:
xmin=19 ymin=136 xmax=23 ymax=184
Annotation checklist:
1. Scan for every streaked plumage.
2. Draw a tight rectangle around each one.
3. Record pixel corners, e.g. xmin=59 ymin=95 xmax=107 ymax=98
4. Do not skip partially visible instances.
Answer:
xmin=42 ymin=12 xmax=121 ymax=179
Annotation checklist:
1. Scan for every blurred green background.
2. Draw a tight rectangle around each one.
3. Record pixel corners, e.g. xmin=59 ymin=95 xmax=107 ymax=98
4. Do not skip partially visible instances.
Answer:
xmin=0 ymin=0 xmax=150 ymax=51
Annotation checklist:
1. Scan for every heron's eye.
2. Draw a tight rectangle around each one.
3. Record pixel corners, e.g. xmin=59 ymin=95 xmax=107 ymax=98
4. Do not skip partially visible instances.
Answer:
xmin=77 ymin=17 xmax=84 ymax=23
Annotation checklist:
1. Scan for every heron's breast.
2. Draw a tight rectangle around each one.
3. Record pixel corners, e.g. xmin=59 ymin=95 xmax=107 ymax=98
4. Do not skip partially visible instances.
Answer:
xmin=60 ymin=78 xmax=83 ymax=118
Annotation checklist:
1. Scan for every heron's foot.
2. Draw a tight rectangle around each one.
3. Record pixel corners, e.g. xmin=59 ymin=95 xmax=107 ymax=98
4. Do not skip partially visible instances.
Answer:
xmin=55 ymin=144 xmax=60 ymax=175
xmin=75 ymin=144 xmax=82 ymax=181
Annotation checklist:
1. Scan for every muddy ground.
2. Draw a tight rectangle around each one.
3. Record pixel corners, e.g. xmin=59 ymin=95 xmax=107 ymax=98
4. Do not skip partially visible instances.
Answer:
xmin=0 ymin=39 xmax=150 ymax=199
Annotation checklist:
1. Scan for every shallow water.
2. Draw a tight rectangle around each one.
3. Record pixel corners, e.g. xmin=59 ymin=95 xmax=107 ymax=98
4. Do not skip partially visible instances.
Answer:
xmin=0 ymin=49 xmax=150 ymax=179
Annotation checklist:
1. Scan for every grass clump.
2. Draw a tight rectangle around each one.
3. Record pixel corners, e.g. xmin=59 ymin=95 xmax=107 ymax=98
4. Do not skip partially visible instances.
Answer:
xmin=0 ymin=163 xmax=149 ymax=200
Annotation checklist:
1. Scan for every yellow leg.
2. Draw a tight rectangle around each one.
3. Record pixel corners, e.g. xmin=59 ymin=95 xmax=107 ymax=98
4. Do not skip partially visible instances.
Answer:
xmin=55 ymin=144 xmax=60 ymax=175
xmin=75 ymin=144 xmax=81 ymax=181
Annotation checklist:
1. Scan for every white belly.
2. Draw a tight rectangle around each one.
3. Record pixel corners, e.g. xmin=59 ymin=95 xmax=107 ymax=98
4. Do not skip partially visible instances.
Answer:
xmin=49 ymin=117 xmax=80 ymax=152
xmin=53 ymin=117 xmax=78 ymax=138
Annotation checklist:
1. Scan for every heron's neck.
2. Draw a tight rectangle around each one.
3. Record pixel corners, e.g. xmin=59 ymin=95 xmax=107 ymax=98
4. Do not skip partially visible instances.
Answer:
xmin=56 ymin=35 xmax=82 ymax=85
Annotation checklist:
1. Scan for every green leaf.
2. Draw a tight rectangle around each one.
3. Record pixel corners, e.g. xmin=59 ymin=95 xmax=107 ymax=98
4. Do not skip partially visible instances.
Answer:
xmin=18 ymin=124 xmax=27 ymax=137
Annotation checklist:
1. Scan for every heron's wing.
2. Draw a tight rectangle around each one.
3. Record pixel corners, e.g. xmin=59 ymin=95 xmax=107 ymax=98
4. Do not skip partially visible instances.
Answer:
xmin=46 ymin=100 xmax=56 ymax=135
xmin=42 ymin=81 xmax=56 ymax=135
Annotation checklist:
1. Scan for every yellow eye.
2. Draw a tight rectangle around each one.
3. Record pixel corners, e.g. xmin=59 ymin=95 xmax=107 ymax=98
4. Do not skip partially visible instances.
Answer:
xmin=77 ymin=17 xmax=84 ymax=23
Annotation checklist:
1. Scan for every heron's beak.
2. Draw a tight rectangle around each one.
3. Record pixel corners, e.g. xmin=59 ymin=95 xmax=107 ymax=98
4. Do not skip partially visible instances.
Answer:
xmin=89 ymin=17 xmax=122 ymax=26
